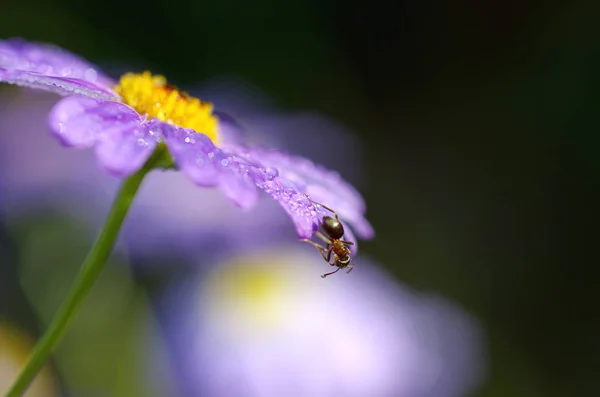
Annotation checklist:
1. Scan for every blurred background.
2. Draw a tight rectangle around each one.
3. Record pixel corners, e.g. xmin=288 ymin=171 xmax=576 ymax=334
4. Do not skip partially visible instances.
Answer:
xmin=0 ymin=0 xmax=597 ymax=396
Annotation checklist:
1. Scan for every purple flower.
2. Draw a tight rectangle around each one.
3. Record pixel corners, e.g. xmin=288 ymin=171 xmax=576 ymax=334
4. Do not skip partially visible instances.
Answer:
xmin=0 ymin=88 xmax=362 ymax=259
xmin=151 ymin=246 xmax=486 ymax=397
xmin=0 ymin=38 xmax=373 ymax=242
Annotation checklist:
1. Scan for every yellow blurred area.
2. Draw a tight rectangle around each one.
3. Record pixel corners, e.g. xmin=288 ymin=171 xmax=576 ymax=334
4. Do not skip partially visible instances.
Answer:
xmin=0 ymin=322 xmax=57 ymax=397
xmin=203 ymin=248 xmax=305 ymax=335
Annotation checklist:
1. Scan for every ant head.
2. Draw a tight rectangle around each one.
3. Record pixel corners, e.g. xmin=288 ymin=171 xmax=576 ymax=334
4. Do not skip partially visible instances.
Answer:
xmin=322 ymin=216 xmax=344 ymax=240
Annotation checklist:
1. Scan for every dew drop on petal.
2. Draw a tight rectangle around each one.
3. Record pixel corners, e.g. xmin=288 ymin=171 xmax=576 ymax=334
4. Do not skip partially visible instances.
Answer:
xmin=264 ymin=167 xmax=279 ymax=179
xmin=84 ymin=68 xmax=98 ymax=82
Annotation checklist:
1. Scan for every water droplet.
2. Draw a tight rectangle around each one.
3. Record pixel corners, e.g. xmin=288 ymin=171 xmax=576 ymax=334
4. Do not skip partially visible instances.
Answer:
xmin=84 ymin=68 xmax=98 ymax=82
xmin=264 ymin=167 xmax=279 ymax=179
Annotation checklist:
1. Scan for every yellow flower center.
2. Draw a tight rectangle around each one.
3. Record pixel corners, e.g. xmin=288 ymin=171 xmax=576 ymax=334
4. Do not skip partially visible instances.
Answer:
xmin=201 ymin=249 xmax=305 ymax=336
xmin=114 ymin=72 xmax=219 ymax=144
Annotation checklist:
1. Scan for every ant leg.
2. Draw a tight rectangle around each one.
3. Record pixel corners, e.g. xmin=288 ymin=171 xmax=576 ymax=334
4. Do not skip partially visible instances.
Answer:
xmin=300 ymin=238 xmax=326 ymax=255
xmin=340 ymin=240 xmax=354 ymax=246
xmin=346 ymin=264 xmax=355 ymax=274
xmin=322 ymin=246 xmax=334 ymax=263
xmin=315 ymin=231 xmax=333 ymax=245
xmin=300 ymin=239 xmax=333 ymax=263
xmin=321 ymin=267 xmax=341 ymax=278
xmin=304 ymin=194 xmax=340 ymax=221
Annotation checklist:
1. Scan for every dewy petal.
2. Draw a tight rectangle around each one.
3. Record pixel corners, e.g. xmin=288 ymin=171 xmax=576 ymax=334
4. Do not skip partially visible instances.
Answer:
xmin=0 ymin=38 xmax=118 ymax=100
xmin=48 ymin=96 xmax=157 ymax=177
xmin=248 ymin=168 xmax=320 ymax=238
xmin=163 ymin=124 xmax=319 ymax=237
xmin=0 ymin=69 xmax=119 ymax=100
xmin=161 ymin=123 xmax=260 ymax=210
xmin=0 ymin=38 xmax=113 ymax=85
xmin=95 ymin=118 xmax=160 ymax=177
xmin=49 ymin=96 xmax=140 ymax=147
xmin=227 ymin=145 xmax=374 ymax=240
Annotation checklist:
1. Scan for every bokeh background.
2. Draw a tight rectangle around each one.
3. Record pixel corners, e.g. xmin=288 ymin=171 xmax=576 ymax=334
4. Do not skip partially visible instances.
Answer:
xmin=1 ymin=1 xmax=597 ymax=396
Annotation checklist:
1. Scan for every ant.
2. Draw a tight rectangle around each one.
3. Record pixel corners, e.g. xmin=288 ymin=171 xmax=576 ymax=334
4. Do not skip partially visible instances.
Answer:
xmin=301 ymin=195 xmax=355 ymax=278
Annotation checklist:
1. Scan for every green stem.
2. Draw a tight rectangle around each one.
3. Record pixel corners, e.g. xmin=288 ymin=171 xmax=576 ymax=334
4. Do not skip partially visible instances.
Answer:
xmin=6 ymin=160 xmax=155 ymax=397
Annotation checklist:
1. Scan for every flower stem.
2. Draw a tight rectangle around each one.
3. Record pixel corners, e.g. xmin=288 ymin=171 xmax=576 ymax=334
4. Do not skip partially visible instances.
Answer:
xmin=6 ymin=161 xmax=155 ymax=397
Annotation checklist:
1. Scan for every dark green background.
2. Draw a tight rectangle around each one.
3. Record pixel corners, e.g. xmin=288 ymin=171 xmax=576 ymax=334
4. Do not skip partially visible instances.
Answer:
xmin=1 ymin=0 xmax=597 ymax=395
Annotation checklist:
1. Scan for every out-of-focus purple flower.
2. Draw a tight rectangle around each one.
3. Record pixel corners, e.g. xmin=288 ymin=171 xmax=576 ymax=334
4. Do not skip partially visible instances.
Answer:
xmin=153 ymin=246 xmax=485 ymax=397
xmin=0 ymin=38 xmax=373 ymax=242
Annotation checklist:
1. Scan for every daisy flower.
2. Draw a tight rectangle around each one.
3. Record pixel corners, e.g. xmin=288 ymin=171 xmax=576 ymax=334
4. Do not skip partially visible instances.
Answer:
xmin=1 ymin=37 xmax=377 ymax=396
xmin=0 ymin=84 xmax=365 ymax=259
xmin=0 ymin=38 xmax=373 ymax=242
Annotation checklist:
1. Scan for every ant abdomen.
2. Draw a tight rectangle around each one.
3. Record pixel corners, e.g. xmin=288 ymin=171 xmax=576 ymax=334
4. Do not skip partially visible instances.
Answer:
xmin=322 ymin=216 xmax=344 ymax=240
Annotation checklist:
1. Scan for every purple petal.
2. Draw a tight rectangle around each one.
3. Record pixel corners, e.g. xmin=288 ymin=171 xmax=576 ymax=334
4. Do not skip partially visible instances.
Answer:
xmin=0 ymin=38 xmax=118 ymax=100
xmin=227 ymin=145 xmax=374 ymax=240
xmin=49 ymin=96 xmax=140 ymax=147
xmin=0 ymin=69 xmax=119 ymax=100
xmin=162 ymin=124 xmax=320 ymax=236
xmin=161 ymin=123 xmax=259 ymax=209
xmin=48 ymin=96 xmax=157 ymax=177
xmin=95 ymin=118 xmax=160 ymax=177
xmin=248 ymin=168 xmax=320 ymax=238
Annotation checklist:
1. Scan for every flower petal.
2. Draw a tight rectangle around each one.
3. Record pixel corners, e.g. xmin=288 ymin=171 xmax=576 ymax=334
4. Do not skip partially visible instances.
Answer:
xmin=95 ymin=118 xmax=160 ymax=177
xmin=0 ymin=69 xmax=119 ymax=100
xmin=161 ymin=123 xmax=259 ymax=209
xmin=48 ymin=96 xmax=156 ymax=177
xmin=162 ymin=124 xmax=320 ymax=236
xmin=249 ymin=169 xmax=320 ymax=238
xmin=0 ymin=38 xmax=118 ymax=100
xmin=230 ymin=146 xmax=374 ymax=240
xmin=49 ymin=96 xmax=141 ymax=148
